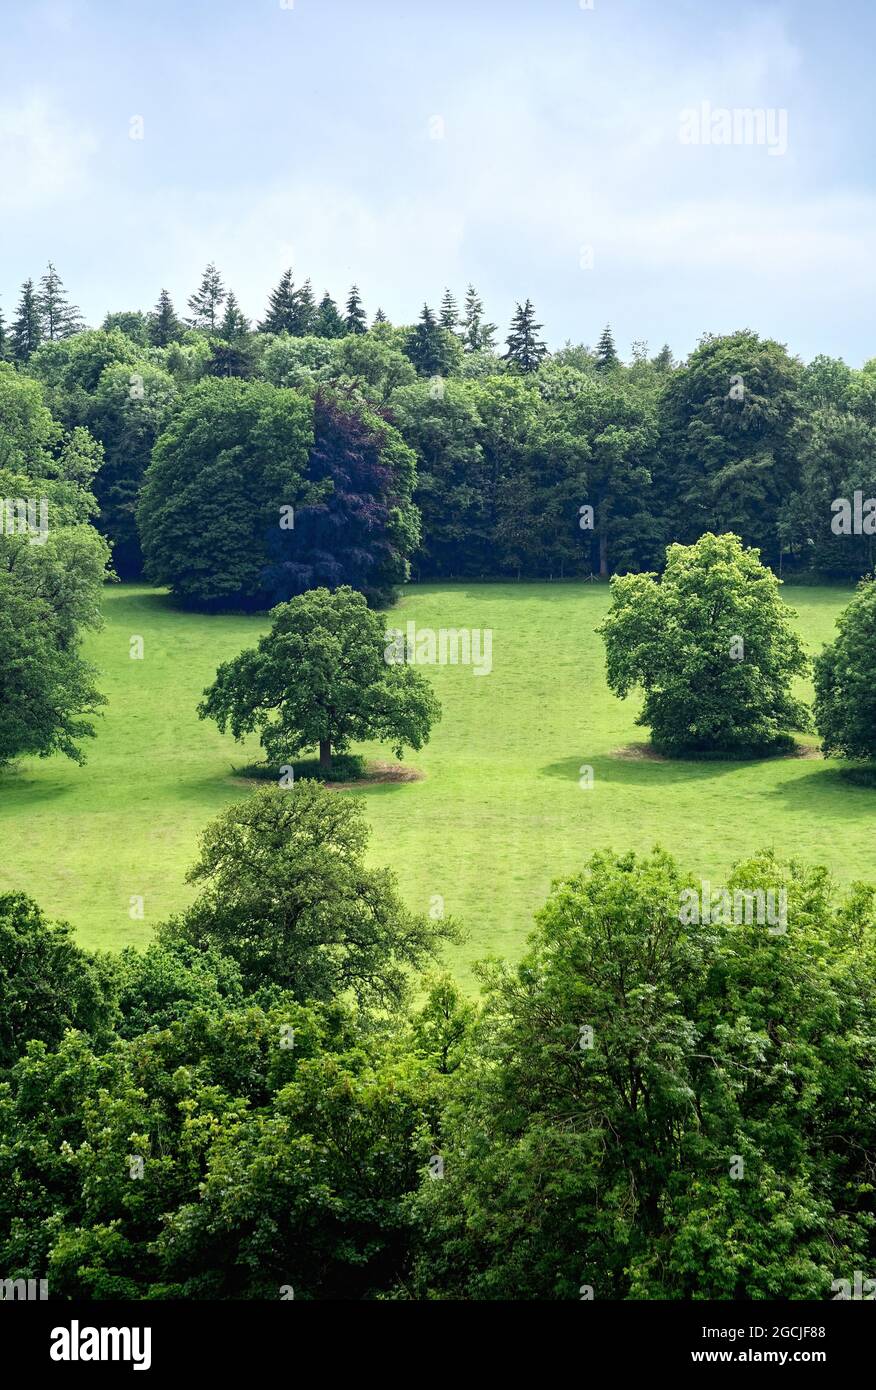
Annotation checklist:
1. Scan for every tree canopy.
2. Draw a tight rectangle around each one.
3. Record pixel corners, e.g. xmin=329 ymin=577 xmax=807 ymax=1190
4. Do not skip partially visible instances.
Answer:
xmin=137 ymin=377 xmax=314 ymax=607
xmin=198 ymin=584 xmax=441 ymax=769
xmin=814 ymin=578 xmax=876 ymax=760
xmin=160 ymin=780 xmax=453 ymax=1003
xmin=599 ymin=532 xmax=810 ymax=755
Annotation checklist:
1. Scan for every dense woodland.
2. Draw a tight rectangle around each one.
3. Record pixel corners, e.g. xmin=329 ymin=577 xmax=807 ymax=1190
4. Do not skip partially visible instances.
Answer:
xmin=2 ymin=260 xmax=875 ymax=604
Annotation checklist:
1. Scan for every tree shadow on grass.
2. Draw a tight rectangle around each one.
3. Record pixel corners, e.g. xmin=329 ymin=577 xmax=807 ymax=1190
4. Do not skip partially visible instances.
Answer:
xmin=223 ymin=757 xmax=423 ymax=799
xmin=540 ymin=753 xmax=746 ymax=787
xmin=768 ymin=762 xmax=876 ymax=812
xmin=103 ymin=586 xmax=267 ymax=628
xmin=0 ymin=766 xmax=76 ymax=807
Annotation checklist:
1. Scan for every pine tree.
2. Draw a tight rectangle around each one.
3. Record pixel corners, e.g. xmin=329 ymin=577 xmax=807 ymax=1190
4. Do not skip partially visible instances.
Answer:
xmin=187 ymin=262 xmax=226 ymax=332
xmin=290 ymin=277 xmax=317 ymax=335
xmin=461 ymin=284 xmax=497 ymax=352
xmin=652 ymin=343 xmax=674 ymax=373
xmin=439 ymin=288 xmax=459 ymax=333
xmin=259 ymin=269 xmax=297 ymax=334
xmin=10 ymin=279 xmax=42 ymax=362
xmin=595 ymin=323 xmax=619 ymax=371
xmin=503 ymin=299 xmax=547 ymax=373
xmin=37 ymin=261 xmax=84 ymax=340
xmin=372 ymin=307 xmax=389 ymax=326
xmin=314 ymin=292 xmax=347 ymax=339
xmin=148 ymin=289 xmax=184 ymax=346
xmin=220 ymin=292 xmax=250 ymax=342
xmin=345 ymin=285 xmax=367 ymax=334
xmin=405 ymin=303 xmax=453 ymax=377
xmin=0 ymin=303 xmax=10 ymax=361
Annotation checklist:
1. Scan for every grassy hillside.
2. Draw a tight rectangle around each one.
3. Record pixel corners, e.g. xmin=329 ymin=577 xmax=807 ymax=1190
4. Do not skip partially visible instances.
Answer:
xmin=1 ymin=581 xmax=873 ymax=985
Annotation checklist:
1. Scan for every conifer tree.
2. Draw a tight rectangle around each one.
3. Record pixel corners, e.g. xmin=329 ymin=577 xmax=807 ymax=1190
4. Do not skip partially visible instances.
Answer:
xmin=503 ymin=299 xmax=547 ymax=373
xmin=314 ymin=292 xmax=347 ymax=339
xmin=10 ymin=279 xmax=42 ymax=362
xmin=187 ymin=262 xmax=226 ymax=332
xmin=373 ymin=307 xmax=389 ymax=326
xmin=290 ymin=277 xmax=317 ymax=335
xmin=148 ymin=289 xmax=184 ymax=346
xmin=345 ymin=285 xmax=367 ymax=334
xmin=652 ymin=343 xmax=674 ymax=373
xmin=0 ymin=303 xmax=9 ymax=361
xmin=461 ymin=284 xmax=497 ymax=352
xmin=439 ymin=288 xmax=459 ymax=333
xmin=37 ymin=262 xmax=84 ymax=340
xmin=259 ymin=269 xmax=297 ymax=334
xmin=406 ymin=304 xmax=453 ymax=377
xmin=595 ymin=323 xmax=619 ymax=371
xmin=220 ymin=292 xmax=250 ymax=341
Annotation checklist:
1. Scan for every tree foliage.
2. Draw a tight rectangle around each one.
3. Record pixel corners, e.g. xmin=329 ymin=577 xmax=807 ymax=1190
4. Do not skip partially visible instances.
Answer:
xmin=814 ymin=578 xmax=876 ymax=760
xmin=198 ymin=584 xmax=441 ymax=768
xmin=599 ymin=533 xmax=809 ymax=754
xmin=262 ymin=387 xmax=420 ymax=606
xmin=137 ymin=377 xmax=314 ymax=607
xmin=161 ymin=782 xmax=452 ymax=1003
xmin=409 ymin=847 xmax=876 ymax=1299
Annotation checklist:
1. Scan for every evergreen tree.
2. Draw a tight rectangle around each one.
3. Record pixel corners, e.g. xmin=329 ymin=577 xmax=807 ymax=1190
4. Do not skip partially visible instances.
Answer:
xmin=147 ymin=289 xmax=184 ymax=347
xmin=345 ymin=285 xmax=367 ymax=334
xmin=373 ymin=307 xmax=389 ymax=326
xmin=0 ymin=303 xmax=9 ymax=361
xmin=37 ymin=262 xmax=84 ymax=340
xmin=504 ymin=299 xmax=547 ymax=373
xmin=290 ymin=278 xmax=317 ymax=335
xmin=206 ymin=340 xmax=254 ymax=379
xmin=10 ymin=279 xmax=42 ymax=362
xmin=187 ymin=262 xmax=226 ymax=332
xmin=259 ymin=268 xmax=297 ymax=334
xmin=220 ymin=292 xmax=250 ymax=342
xmin=314 ymin=292 xmax=347 ymax=339
xmin=405 ymin=304 xmax=453 ymax=377
xmin=652 ymin=343 xmax=674 ymax=373
xmin=595 ymin=323 xmax=619 ymax=371
xmin=439 ymin=288 xmax=459 ymax=334
xmin=461 ymin=284 xmax=497 ymax=352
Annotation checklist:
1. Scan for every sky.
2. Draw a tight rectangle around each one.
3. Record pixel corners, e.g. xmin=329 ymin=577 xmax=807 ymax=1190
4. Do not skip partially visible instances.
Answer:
xmin=1 ymin=0 xmax=875 ymax=364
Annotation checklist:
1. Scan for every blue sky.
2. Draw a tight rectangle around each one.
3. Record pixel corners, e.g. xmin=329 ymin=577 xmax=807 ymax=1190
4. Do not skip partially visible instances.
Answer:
xmin=2 ymin=0 xmax=874 ymax=363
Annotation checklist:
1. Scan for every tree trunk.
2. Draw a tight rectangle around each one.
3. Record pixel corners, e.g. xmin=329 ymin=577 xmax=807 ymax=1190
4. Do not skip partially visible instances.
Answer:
xmin=599 ymin=533 xmax=609 ymax=579
xmin=319 ymin=739 xmax=332 ymax=772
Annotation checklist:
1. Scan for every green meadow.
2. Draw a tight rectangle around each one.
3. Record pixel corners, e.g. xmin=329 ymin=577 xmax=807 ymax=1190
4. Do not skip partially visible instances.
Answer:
xmin=1 ymin=581 xmax=873 ymax=985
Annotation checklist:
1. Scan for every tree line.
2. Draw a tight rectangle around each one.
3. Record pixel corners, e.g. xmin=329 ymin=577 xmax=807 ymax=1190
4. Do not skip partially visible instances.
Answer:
xmin=3 ymin=260 xmax=874 ymax=597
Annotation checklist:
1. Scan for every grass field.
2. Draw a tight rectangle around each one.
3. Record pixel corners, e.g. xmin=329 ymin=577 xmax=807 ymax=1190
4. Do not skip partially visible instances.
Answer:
xmin=1 ymin=581 xmax=874 ymax=986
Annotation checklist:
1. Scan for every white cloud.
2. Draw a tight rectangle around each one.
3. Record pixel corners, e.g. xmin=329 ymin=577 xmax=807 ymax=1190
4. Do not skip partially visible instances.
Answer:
xmin=0 ymin=94 xmax=97 ymax=214
xmin=17 ymin=7 xmax=873 ymax=360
